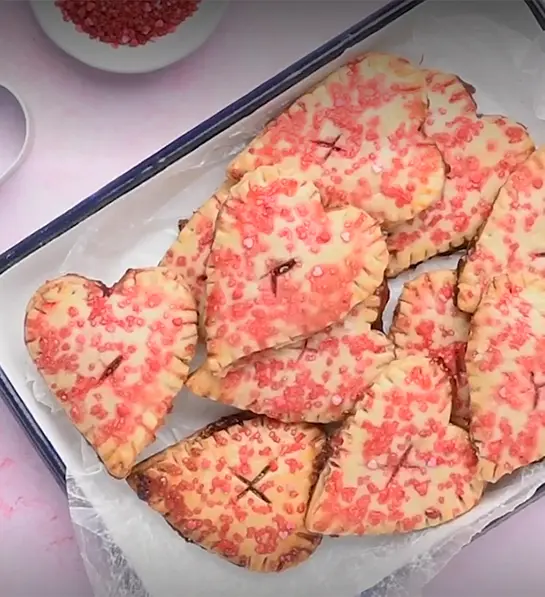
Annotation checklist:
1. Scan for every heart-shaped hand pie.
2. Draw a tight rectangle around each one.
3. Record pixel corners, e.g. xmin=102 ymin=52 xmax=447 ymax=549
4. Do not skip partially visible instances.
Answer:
xmin=204 ymin=165 xmax=388 ymax=373
xmin=390 ymin=270 xmax=471 ymax=428
xmin=160 ymin=181 xmax=234 ymax=321
xmin=24 ymin=267 xmax=198 ymax=478
xmin=187 ymin=299 xmax=395 ymax=423
xmin=127 ymin=413 xmax=327 ymax=572
xmin=386 ymin=70 xmax=534 ymax=276
xmin=228 ymin=53 xmax=445 ymax=226
xmin=458 ymin=147 xmax=545 ymax=314
xmin=305 ymin=356 xmax=484 ymax=535
xmin=466 ymin=273 xmax=545 ymax=482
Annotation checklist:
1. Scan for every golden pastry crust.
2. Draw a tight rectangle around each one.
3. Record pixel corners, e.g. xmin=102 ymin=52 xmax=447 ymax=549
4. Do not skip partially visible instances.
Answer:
xmin=160 ymin=181 xmax=234 ymax=336
xmin=457 ymin=147 xmax=545 ymax=314
xmin=386 ymin=70 xmax=534 ymax=277
xmin=306 ymin=356 xmax=484 ymax=535
xmin=24 ymin=267 xmax=198 ymax=478
xmin=187 ymin=300 xmax=395 ymax=423
xmin=127 ymin=414 xmax=326 ymax=573
xmin=228 ymin=53 xmax=445 ymax=226
xmin=466 ymin=272 xmax=545 ymax=482
xmin=390 ymin=270 xmax=471 ymax=428
xmin=204 ymin=165 xmax=388 ymax=374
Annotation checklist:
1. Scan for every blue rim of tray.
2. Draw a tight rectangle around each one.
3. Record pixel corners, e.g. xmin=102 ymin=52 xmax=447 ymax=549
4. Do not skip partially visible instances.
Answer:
xmin=0 ymin=0 xmax=545 ymax=584
xmin=526 ymin=0 xmax=545 ymax=28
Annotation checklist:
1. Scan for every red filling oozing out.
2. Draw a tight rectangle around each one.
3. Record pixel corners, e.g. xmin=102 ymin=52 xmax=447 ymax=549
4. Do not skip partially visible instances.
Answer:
xmin=55 ymin=0 xmax=201 ymax=47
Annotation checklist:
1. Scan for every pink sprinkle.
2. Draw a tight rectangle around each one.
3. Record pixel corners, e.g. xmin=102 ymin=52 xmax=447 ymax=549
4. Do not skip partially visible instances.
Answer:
xmin=331 ymin=395 xmax=343 ymax=406
xmin=340 ymin=231 xmax=351 ymax=243
xmin=0 ymin=458 xmax=15 ymax=471
xmin=47 ymin=536 xmax=75 ymax=551
xmin=0 ymin=500 xmax=14 ymax=519
xmin=367 ymin=459 xmax=378 ymax=470
xmin=243 ymin=237 xmax=254 ymax=249
xmin=312 ymin=266 xmax=323 ymax=277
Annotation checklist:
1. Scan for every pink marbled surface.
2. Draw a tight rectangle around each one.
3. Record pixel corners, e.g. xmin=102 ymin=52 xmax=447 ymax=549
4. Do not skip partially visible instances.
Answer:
xmin=0 ymin=2 xmax=544 ymax=596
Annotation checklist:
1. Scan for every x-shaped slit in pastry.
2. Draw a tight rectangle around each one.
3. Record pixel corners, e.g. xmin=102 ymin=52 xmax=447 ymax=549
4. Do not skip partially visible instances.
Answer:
xmin=98 ymin=355 xmax=124 ymax=384
xmin=530 ymin=372 xmax=545 ymax=410
xmin=529 ymin=250 xmax=545 ymax=261
xmin=296 ymin=339 xmax=319 ymax=363
xmin=383 ymin=446 xmax=420 ymax=489
xmin=233 ymin=465 xmax=272 ymax=504
xmin=312 ymin=134 xmax=343 ymax=162
xmin=267 ymin=259 xmax=298 ymax=296
xmin=424 ymin=507 xmax=443 ymax=523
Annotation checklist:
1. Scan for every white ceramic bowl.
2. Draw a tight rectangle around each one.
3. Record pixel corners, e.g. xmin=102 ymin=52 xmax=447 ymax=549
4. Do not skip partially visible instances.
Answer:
xmin=0 ymin=84 xmax=31 ymax=186
xmin=30 ymin=0 xmax=228 ymax=74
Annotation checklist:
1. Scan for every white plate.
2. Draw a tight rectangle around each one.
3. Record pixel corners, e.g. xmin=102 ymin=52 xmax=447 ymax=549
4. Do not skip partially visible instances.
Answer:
xmin=0 ymin=84 xmax=31 ymax=185
xmin=30 ymin=0 xmax=228 ymax=74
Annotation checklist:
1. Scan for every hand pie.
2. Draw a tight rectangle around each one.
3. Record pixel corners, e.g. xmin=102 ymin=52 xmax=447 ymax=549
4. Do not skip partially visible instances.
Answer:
xmin=228 ymin=53 xmax=445 ymax=226
xmin=466 ymin=272 xmax=545 ymax=482
xmin=390 ymin=270 xmax=471 ymax=428
xmin=24 ymin=268 xmax=198 ymax=478
xmin=188 ymin=300 xmax=394 ymax=423
xmin=204 ymin=165 xmax=388 ymax=373
xmin=128 ymin=414 xmax=327 ymax=572
xmin=457 ymin=147 xmax=545 ymax=314
xmin=306 ymin=356 xmax=484 ymax=535
xmin=386 ymin=70 xmax=533 ymax=276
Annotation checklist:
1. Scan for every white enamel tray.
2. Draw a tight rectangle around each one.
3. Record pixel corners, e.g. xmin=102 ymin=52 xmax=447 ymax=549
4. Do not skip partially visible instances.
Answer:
xmin=2 ymin=2 xmax=545 ymax=597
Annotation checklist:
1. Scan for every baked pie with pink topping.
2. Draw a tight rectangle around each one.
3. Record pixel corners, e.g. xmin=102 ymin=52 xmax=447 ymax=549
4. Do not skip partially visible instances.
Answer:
xmin=386 ymin=70 xmax=534 ymax=276
xmin=24 ymin=267 xmax=198 ymax=478
xmin=228 ymin=53 xmax=445 ymax=226
xmin=458 ymin=147 xmax=545 ymax=314
xmin=466 ymin=272 xmax=545 ymax=482
xmin=204 ymin=165 xmax=388 ymax=374
xmin=390 ymin=270 xmax=471 ymax=428
xmin=187 ymin=300 xmax=395 ymax=423
xmin=305 ymin=356 xmax=484 ymax=535
xmin=128 ymin=413 xmax=326 ymax=572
